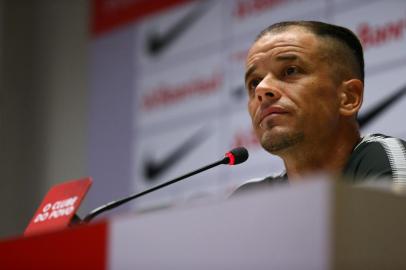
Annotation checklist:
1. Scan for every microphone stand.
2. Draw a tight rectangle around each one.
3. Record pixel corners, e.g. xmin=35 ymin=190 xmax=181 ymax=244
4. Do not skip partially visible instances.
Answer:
xmin=82 ymin=156 xmax=230 ymax=223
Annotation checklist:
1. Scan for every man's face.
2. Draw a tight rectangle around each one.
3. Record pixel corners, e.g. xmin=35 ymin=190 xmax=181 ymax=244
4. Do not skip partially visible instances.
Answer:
xmin=245 ymin=27 xmax=343 ymax=154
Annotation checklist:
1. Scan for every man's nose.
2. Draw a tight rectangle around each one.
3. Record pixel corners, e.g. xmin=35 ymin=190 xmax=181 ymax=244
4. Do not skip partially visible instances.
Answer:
xmin=255 ymin=76 xmax=281 ymax=102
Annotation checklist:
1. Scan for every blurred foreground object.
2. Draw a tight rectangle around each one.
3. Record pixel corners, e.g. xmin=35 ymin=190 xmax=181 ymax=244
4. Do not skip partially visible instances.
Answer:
xmin=1 ymin=177 xmax=406 ymax=269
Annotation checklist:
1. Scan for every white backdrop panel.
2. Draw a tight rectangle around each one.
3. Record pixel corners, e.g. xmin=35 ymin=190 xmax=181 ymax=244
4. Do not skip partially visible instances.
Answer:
xmin=89 ymin=0 xmax=406 ymax=213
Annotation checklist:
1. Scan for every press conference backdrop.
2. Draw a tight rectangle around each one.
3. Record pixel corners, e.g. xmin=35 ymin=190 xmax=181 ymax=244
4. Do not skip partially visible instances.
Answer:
xmin=86 ymin=0 xmax=406 ymax=213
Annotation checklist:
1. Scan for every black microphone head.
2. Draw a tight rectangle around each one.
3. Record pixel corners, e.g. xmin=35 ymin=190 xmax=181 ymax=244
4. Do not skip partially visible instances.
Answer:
xmin=224 ymin=147 xmax=249 ymax=165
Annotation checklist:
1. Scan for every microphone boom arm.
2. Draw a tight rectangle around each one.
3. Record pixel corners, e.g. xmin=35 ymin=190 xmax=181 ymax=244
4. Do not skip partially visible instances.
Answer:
xmin=83 ymin=157 xmax=230 ymax=223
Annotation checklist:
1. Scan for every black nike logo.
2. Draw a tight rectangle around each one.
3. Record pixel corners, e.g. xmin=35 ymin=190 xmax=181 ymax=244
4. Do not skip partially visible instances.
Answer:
xmin=359 ymin=84 xmax=406 ymax=129
xmin=146 ymin=0 xmax=213 ymax=56
xmin=143 ymin=127 xmax=210 ymax=182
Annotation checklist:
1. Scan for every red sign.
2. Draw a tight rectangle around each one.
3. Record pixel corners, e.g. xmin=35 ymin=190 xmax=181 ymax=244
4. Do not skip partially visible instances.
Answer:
xmin=92 ymin=0 xmax=190 ymax=36
xmin=357 ymin=16 xmax=406 ymax=50
xmin=24 ymin=178 xmax=93 ymax=236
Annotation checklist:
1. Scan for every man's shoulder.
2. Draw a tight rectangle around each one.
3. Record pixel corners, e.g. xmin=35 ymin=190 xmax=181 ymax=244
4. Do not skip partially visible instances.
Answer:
xmin=231 ymin=171 xmax=288 ymax=196
xmin=344 ymin=133 xmax=406 ymax=182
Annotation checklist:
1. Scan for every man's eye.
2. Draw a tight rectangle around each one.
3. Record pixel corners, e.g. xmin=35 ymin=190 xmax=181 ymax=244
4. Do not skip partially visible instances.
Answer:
xmin=247 ymin=78 xmax=261 ymax=92
xmin=284 ymin=66 xmax=299 ymax=76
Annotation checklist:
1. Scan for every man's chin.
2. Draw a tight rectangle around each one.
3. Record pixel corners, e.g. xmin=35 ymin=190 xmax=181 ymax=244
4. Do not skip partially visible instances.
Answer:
xmin=260 ymin=130 xmax=304 ymax=154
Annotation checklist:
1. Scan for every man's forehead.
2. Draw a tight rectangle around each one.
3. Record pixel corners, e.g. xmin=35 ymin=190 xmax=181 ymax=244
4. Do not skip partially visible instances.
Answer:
xmin=257 ymin=25 xmax=314 ymax=42
xmin=257 ymin=28 xmax=308 ymax=44
xmin=249 ymin=27 xmax=317 ymax=52
xmin=245 ymin=27 xmax=320 ymax=67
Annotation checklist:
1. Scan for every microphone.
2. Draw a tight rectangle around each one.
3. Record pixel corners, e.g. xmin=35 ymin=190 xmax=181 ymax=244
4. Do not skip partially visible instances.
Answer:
xmin=82 ymin=147 xmax=248 ymax=223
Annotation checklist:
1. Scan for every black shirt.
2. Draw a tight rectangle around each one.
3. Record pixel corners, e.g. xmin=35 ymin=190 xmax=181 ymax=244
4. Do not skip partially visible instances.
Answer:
xmin=234 ymin=134 xmax=406 ymax=194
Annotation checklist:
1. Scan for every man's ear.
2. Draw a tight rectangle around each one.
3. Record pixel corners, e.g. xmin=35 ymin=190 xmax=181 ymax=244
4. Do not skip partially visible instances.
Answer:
xmin=339 ymin=79 xmax=363 ymax=117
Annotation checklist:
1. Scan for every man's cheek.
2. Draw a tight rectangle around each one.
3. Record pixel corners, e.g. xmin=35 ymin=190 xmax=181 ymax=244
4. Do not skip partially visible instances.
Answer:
xmin=248 ymin=101 xmax=257 ymax=120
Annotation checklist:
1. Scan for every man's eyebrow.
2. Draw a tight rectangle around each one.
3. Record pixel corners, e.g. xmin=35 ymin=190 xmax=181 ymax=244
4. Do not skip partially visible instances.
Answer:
xmin=245 ymin=65 xmax=257 ymax=83
xmin=275 ymin=54 xmax=299 ymax=61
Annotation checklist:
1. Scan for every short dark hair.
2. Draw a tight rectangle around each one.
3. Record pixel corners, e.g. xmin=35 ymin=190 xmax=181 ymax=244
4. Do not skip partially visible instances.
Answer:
xmin=257 ymin=21 xmax=365 ymax=82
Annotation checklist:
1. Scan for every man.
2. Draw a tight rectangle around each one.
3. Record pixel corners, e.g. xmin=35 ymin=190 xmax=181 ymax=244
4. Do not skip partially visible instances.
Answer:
xmin=236 ymin=21 xmax=406 ymax=193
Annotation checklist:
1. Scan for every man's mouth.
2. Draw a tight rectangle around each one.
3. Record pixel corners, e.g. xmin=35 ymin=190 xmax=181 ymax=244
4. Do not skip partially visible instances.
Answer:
xmin=258 ymin=106 xmax=288 ymax=126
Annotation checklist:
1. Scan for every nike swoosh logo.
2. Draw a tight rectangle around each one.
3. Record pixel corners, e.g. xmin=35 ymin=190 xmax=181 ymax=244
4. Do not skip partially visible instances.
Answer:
xmin=359 ymin=84 xmax=406 ymax=129
xmin=143 ymin=127 xmax=210 ymax=182
xmin=146 ymin=0 xmax=213 ymax=56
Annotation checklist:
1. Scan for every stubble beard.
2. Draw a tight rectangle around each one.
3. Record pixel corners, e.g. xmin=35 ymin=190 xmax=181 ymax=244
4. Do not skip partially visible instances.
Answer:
xmin=260 ymin=130 xmax=305 ymax=154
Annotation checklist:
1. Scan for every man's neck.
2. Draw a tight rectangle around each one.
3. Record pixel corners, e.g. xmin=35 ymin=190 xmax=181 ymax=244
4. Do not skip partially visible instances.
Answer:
xmin=280 ymin=128 xmax=361 ymax=181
